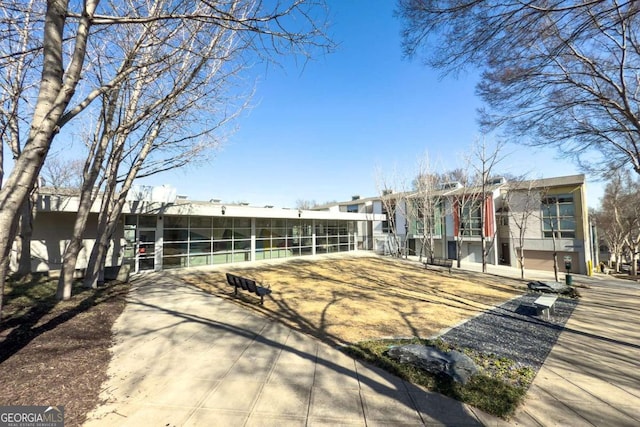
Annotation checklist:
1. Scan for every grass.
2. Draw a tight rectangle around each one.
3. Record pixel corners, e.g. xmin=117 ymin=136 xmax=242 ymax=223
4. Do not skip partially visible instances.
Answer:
xmin=343 ymin=337 xmax=535 ymax=419
xmin=182 ymin=254 xmax=525 ymax=346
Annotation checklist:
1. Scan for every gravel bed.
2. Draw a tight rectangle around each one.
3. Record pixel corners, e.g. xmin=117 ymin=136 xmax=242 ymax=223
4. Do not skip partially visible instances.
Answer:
xmin=439 ymin=293 xmax=578 ymax=371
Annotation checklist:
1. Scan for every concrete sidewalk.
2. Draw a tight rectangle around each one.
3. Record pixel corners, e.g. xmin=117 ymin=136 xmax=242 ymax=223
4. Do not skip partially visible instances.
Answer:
xmin=455 ymin=260 xmax=640 ymax=425
xmin=85 ymin=260 xmax=640 ymax=426
xmin=84 ymin=274 xmax=498 ymax=426
xmin=511 ymin=275 xmax=640 ymax=426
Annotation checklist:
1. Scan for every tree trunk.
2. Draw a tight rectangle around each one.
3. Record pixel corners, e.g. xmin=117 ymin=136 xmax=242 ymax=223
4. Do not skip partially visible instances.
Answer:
xmin=84 ymin=208 xmax=111 ymax=289
xmin=14 ymin=190 xmax=39 ymax=277
xmin=481 ymin=235 xmax=487 ymax=273
xmin=0 ymin=256 xmax=11 ymax=320
xmin=0 ymin=0 xmax=96 ymax=310
xmin=0 ymin=135 xmax=52 ymax=285
xmin=85 ymin=198 xmax=124 ymax=289
xmin=0 ymin=210 xmax=22 ymax=319
xmin=57 ymin=188 xmax=97 ymax=298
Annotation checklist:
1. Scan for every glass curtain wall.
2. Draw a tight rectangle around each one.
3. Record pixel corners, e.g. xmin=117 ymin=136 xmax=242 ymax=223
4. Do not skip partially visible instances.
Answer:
xmin=128 ymin=214 xmax=358 ymax=270
xmin=315 ymin=220 xmax=354 ymax=253
xmin=256 ymin=218 xmax=314 ymax=260
xmin=163 ymin=216 xmax=251 ymax=269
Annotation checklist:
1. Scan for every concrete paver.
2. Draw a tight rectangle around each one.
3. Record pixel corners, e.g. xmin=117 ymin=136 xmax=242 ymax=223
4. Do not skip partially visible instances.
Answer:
xmin=84 ymin=260 xmax=640 ymax=426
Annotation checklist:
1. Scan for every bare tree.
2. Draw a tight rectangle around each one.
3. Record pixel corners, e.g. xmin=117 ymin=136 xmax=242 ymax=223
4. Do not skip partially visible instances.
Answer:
xmin=397 ymin=1 xmax=640 ymax=176
xmin=40 ymin=156 xmax=84 ymax=190
xmin=296 ymin=199 xmax=318 ymax=209
xmin=503 ymin=177 xmax=544 ymax=279
xmin=594 ymin=172 xmax=628 ymax=272
xmin=623 ymin=190 xmax=640 ymax=276
xmin=411 ymin=153 xmax=444 ymax=262
xmin=466 ymin=139 xmax=507 ymax=272
xmin=375 ymin=166 xmax=409 ymax=257
xmin=0 ymin=3 xmax=41 ymax=283
xmin=0 ymin=1 xmax=331 ymax=310
xmin=595 ymin=169 xmax=640 ymax=276
xmin=446 ymin=168 xmax=477 ymax=269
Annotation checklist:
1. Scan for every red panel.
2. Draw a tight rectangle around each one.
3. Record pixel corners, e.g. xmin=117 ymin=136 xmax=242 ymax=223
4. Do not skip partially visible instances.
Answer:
xmin=453 ymin=199 xmax=460 ymax=236
xmin=484 ymin=196 xmax=495 ymax=237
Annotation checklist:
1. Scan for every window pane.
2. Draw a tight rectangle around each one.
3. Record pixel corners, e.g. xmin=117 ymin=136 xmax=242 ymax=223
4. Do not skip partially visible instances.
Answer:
xmin=234 ymin=239 xmax=251 ymax=250
xmin=559 ymin=203 xmax=574 ymax=216
xmin=256 ymin=218 xmax=271 ymax=228
xmin=560 ymin=219 xmax=575 ymax=230
xmin=234 ymin=228 xmax=251 ymax=239
xmin=213 ymin=241 xmax=231 ymax=252
xmin=272 ymin=228 xmax=286 ymax=238
xmin=189 ymin=255 xmax=210 ymax=267
xmin=190 ymin=216 xmax=211 ymax=228
xmin=234 ymin=218 xmax=251 ymax=228
xmin=272 ymin=238 xmax=287 ymax=248
xmin=542 ymin=218 xmax=558 ymax=231
xmin=164 ymin=216 xmax=188 ymax=228
xmin=163 ymin=256 xmax=186 ymax=269
xmin=164 ymin=243 xmax=188 ymax=255
xmin=213 ymin=217 xmax=232 ymax=228
xmin=190 ymin=241 xmax=211 ymax=254
xmin=164 ymin=229 xmax=189 ymax=241
xmin=190 ymin=229 xmax=213 ymax=240
xmin=213 ymin=227 xmax=233 ymax=239
xmin=139 ymin=215 xmax=157 ymax=227
xmin=301 ymin=222 xmax=313 ymax=236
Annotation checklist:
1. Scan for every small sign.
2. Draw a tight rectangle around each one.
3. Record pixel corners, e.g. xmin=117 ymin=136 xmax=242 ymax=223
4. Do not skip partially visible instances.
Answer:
xmin=0 ymin=406 xmax=64 ymax=427
xmin=563 ymin=255 xmax=572 ymax=262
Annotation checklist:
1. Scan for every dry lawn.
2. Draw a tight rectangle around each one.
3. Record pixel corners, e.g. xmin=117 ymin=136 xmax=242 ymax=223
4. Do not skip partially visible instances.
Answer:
xmin=181 ymin=254 xmax=527 ymax=345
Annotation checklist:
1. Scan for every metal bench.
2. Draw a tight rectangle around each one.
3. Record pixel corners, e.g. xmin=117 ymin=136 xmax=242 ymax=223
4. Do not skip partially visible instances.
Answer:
xmin=226 ymin=272 xmax=272 ymax=305
xmin=424 ymin=257 xmax=453 ymax=274
xmin=534 ymin=294 xmax=558 ymax=319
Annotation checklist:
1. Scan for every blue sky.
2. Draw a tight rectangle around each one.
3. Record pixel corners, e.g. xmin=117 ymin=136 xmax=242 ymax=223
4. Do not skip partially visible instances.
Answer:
xmin=87 ymin=2 xmax=603 ymax=207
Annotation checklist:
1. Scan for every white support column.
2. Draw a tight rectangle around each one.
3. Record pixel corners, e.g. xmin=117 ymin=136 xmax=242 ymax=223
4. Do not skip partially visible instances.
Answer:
xmin=155 ymin=216 xmax=164 ymax=272
xmin=312 ymin=219 xmax=317 ymax=255
xmin=353 ymin=223 xmax=358 ymax=251
xmin=250 ymin=218 xmax=256 ymax=262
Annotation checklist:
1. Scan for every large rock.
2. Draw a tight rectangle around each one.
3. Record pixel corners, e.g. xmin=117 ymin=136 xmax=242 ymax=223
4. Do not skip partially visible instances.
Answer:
xmin=527 ymin=281 xmax=570 ymax=294
xmin=387 ymin=344 xmax=478 ymax=384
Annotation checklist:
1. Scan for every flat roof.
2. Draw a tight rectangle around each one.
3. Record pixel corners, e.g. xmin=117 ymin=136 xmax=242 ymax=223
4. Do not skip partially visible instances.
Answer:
xmin=36 ymin=190 xmax=385 ymax=221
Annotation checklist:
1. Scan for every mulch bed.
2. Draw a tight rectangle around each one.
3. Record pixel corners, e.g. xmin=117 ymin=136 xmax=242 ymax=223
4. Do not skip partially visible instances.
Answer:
xmin=0 ymin=281 xmax=129 ymax=427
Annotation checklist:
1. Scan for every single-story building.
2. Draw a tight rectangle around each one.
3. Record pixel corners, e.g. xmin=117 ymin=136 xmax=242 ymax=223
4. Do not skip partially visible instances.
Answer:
xmin=12 ymin=186 xmax=385 ymax=277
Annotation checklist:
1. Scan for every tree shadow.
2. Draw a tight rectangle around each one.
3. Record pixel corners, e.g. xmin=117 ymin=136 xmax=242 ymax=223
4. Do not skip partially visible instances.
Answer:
xmin=0 ymin=278 xmax=128 ymax=364
xmin=115 ymin=276 xmax=484 ymax=426
xmin=180 ymin=255 xmax=526 ymax=349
